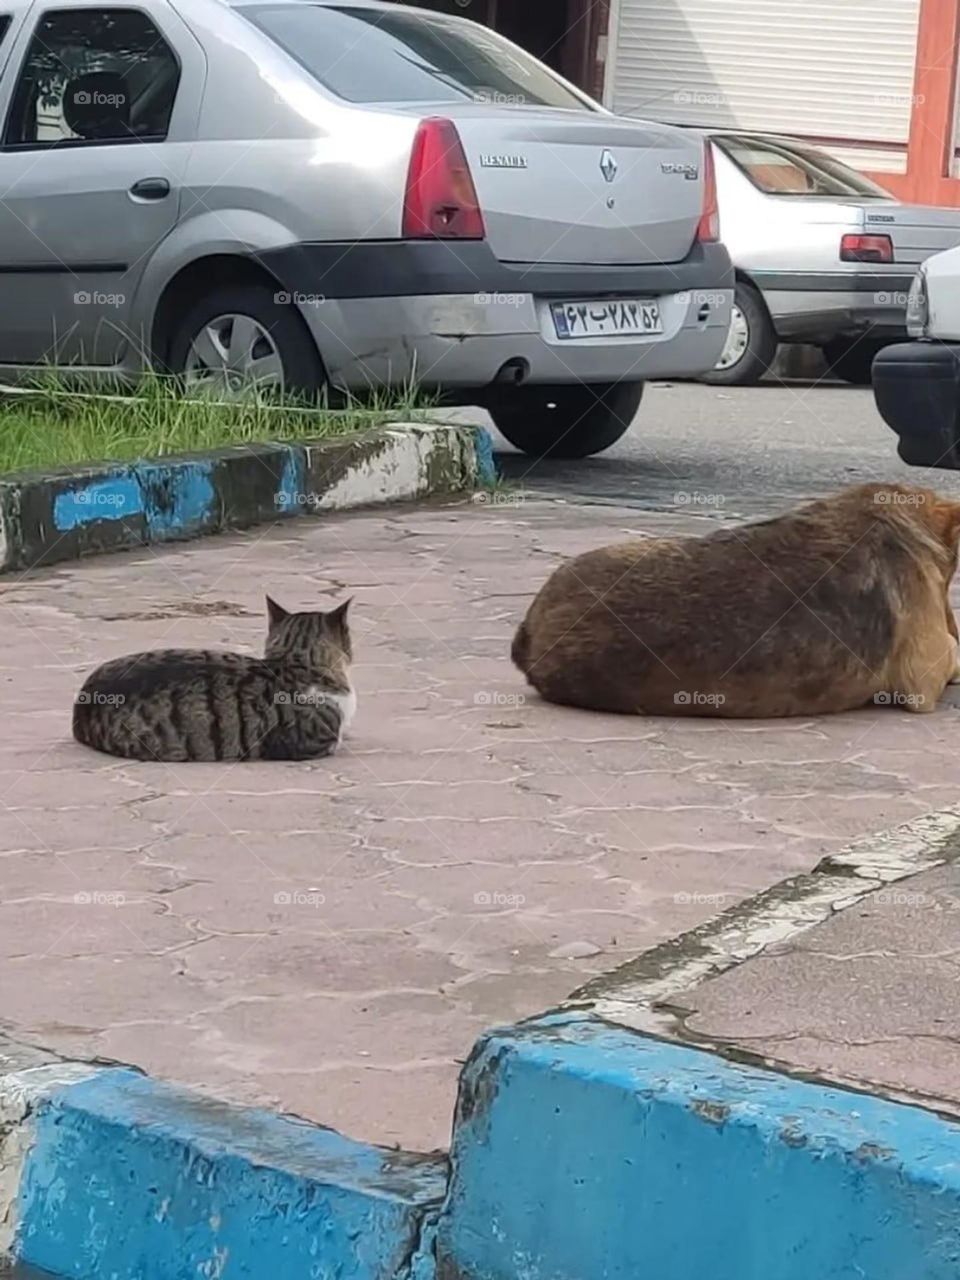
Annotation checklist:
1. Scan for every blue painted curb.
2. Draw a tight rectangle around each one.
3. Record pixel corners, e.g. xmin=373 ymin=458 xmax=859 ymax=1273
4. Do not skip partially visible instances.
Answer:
xmin=470 ymin=428 xmax=497 ymax=488
xmin=0 ymin=423 xmax=495 ymax=573
xmin=9 ymin=1067 xmax=446 ymax=1280
xmin=6 ymin=1017 xmax=960 ymax=1278
xmin=436 ymin=1013 xmax=960 ymax=1280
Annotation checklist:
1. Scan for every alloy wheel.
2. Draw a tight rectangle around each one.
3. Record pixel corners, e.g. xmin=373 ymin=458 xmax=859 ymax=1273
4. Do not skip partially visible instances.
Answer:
xmin=184 ymin=313 xmax=284 ymax=397
xmin=715 ymin=303 xmax=750 ymax=371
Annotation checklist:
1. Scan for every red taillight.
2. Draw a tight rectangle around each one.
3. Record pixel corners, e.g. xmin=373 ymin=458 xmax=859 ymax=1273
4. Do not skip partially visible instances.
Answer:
xmin=840 ymin=233 xmax=893 ymax=263
xmin=696 ymin=142 xmax=719 ymax=243
xmin=402 ymin=117 xmax=485 ymax=240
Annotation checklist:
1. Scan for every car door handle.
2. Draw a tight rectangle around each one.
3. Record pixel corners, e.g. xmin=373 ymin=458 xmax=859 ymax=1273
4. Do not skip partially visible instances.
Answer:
xmin=129 ymin=177 xmax=170 ymax=200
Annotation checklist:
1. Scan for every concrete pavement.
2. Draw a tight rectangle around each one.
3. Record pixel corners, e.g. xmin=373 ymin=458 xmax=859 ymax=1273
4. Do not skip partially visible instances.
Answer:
xmin=4 ymin=472 xmax=960 ymax=1151
xmin=662 ymin=860 xmax=960 ymax=1120
xmin=489 ymin=380 xmax=960 ymax=517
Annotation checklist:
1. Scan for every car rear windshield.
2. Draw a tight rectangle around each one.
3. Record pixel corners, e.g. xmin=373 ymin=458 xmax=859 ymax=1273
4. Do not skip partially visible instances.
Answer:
xmin=241 ymin=4 xmax=591 ymax=110
xmin=715 ymin=134 xmax=892 ymax=199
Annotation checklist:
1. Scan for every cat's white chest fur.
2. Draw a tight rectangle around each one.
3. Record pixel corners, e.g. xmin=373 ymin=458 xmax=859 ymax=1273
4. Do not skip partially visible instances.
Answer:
xmin=306 ymin=684 xmax=357 ymax=742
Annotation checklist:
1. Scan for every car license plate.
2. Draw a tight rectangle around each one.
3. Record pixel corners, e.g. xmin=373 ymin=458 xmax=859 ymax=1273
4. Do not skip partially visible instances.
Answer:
xmin=551 ymin=299 xmax=663 ymax=340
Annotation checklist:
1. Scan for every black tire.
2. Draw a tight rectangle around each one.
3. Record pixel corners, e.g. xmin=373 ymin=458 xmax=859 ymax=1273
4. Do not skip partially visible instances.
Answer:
xmin=897 ymin=434 xmax=957 ymax=469
xmin=167 ymin=283 xmax=326 ymax=397
xmin=821 ymin=336 xmax=887 ymax=386
xmin=488 ymin=382 xmax=643 ymax=459
xmin=702 ymin=281 xmax=778 ymax=386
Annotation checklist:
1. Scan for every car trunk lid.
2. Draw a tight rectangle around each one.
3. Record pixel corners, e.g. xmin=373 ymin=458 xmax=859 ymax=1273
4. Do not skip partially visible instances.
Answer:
xmin=409 ymin=106 xmax=707 ymax=266
xmin=858 ymin=202 xmax=960 ymax=265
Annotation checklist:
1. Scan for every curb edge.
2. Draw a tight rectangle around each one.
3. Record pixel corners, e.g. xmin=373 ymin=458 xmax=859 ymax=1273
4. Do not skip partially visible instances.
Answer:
xmin=0 ymin=423 xmax=495 ymax=573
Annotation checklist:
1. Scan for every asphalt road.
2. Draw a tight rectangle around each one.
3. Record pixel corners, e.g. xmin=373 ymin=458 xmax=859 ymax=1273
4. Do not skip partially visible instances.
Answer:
xmin=481 ymin=381 xmax=960 ymax=520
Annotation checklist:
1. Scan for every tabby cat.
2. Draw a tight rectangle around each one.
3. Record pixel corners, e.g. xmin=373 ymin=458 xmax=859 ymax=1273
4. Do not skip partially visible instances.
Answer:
xmin=73 ymin=597 xmax=355 ymax=761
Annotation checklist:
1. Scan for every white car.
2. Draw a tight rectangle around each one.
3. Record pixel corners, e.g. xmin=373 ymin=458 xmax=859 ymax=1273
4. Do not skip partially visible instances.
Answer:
xmin=700 ymin=132 xmax=960 ymax=386
xmin=873 ymin=245 xmax=960 ymax=468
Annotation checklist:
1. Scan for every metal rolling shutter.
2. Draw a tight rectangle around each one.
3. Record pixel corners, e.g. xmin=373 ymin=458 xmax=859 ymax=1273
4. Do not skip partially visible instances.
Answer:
xmin=609 ymin=0 xmax=920 ymax=170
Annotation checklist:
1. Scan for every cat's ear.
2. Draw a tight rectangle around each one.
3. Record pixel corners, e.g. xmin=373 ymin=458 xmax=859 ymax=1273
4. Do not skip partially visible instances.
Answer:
xmin=325 ymin=597 xmax=352 ymax=634
xmin=265 ymin=596 xmax=289 ymax=628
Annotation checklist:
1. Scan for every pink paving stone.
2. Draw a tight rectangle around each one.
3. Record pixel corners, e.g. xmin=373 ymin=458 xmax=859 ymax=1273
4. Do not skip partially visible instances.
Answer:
xmin=2 ymin=499 xmax=960 ymax=1149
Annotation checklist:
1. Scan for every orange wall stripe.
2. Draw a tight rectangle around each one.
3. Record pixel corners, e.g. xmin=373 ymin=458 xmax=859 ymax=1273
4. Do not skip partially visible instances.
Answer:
xmin=903 ymin=0 xmax=960 ymax=202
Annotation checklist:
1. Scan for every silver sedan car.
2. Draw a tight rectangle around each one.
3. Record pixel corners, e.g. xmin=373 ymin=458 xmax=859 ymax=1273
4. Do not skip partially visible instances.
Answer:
xmin=0 ymin=0 xmax=732 ymax=457
xmin=702 ymin=132 xmax=960 ymax=385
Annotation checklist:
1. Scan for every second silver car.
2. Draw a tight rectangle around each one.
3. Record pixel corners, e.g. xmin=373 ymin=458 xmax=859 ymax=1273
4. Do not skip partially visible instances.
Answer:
xmin=702 ymin=132 xmax=960 ymax=385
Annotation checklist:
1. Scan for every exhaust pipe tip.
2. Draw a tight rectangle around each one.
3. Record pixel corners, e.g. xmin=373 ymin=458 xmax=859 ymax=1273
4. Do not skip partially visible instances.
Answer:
xmin=493 ymin=358 xmax=529 ymax=386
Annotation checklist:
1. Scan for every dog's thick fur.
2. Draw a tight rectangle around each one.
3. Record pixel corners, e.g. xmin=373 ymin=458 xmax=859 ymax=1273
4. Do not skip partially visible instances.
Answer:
xmin=512 ymin=484 xmax=960 ymax=718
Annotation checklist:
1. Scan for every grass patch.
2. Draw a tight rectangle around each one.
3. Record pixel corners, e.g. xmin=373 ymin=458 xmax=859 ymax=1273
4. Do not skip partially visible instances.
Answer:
xmin=0 ymin=374 xmax=435 ymax=477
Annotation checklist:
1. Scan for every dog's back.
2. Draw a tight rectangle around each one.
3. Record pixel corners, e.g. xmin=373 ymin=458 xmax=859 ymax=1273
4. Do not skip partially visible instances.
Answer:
xmin=513 ymin=484 xmax=958 ymax=718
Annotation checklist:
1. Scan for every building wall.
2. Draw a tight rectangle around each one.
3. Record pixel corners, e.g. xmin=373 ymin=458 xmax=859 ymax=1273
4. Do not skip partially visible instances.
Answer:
xmin=607 ymin=0 xmax=919 ymax=176
xmin=605 ymin=0 xmax=960 ymax=206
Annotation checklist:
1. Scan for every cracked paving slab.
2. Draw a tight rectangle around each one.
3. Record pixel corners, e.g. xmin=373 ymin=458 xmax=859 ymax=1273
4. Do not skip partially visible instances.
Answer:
xmin=2 ymin=499 xmax=960 ymax=1150
xmin=665 ymin=861 xmax=960 ymax=1119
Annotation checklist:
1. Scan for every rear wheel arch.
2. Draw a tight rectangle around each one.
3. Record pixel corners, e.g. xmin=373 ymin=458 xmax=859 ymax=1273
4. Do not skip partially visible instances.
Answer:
xmin=734 ymin=268 xmax=776 ymax=326
xmin=150 ymin=254 xmax=319 ymax=373
xmin=702 ymin=274 xmax=778 ymax=385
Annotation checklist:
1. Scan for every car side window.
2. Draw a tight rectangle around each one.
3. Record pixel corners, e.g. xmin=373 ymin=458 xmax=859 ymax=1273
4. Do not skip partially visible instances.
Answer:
xmin=4 ymin=7 xmax=180 ymax=149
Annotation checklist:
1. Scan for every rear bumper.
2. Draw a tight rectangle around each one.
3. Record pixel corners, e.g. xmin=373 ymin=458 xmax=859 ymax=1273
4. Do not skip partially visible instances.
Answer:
xmin=310 ymin=291 xmax=732 ymax=390
xmin=751 ymin=269 xmax=914 ymax=342
xmin=261 ymin=239 xmax=734 ymax=391
xmin=873 ymin=340 xmax=960 ymax=468
xmin=261 ymin=238 xmax=733 ymax=301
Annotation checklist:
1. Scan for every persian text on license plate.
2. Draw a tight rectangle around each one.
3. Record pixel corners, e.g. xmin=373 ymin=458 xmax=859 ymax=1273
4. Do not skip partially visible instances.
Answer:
xmin=551 ymin=299 xmax=663 ymax=340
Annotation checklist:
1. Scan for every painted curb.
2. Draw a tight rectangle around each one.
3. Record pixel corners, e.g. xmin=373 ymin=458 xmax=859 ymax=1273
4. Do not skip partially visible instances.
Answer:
xmin=8 ymin=1013 xmax=960 ymax=1280
xmin=1 ymin=1063 xmax=446 ymax=1279
xmin=437 ymin=1013 xmax=960 ymax=1280
xmin=0 ymin=422 xmax=496 ymax=573
xmin=568 ymin=803 xmax=960 ymax=1036
xmin=1 ymin=792 xmax=957 ymax=1278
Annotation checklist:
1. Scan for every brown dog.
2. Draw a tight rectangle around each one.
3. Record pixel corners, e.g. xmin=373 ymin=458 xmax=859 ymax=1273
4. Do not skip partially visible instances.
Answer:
xmin=513 ymin=483 xmax=960 ymax=718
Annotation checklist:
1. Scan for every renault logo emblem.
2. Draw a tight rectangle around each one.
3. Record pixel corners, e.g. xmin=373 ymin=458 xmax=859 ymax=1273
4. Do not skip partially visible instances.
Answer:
xmin=600 ymin=149 xmax=618 ymax=183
